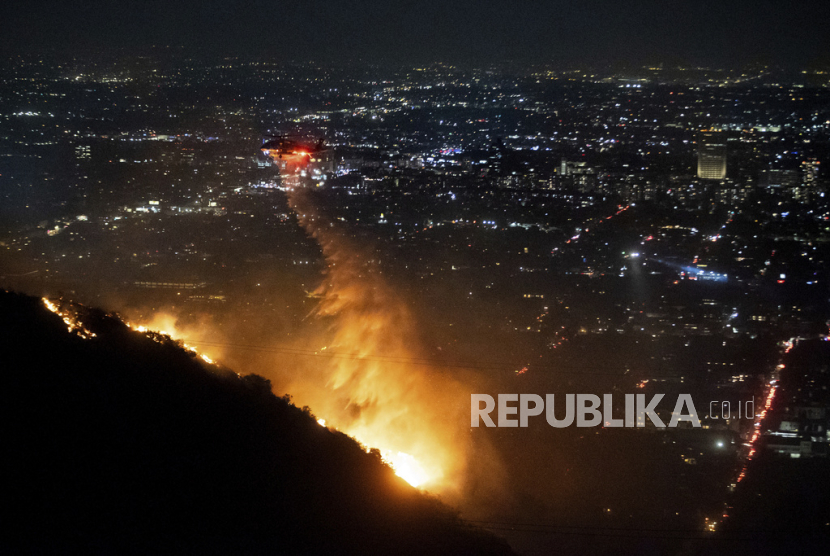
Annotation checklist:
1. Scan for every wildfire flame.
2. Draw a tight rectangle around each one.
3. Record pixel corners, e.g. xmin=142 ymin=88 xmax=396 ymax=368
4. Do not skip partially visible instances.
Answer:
xmin=42 ymin=298 xmax=97 ymax=340
xmin=43 ymin=155 xmax=475 ymax=493
xmin=121 ymin=318 xmax=223 ymax=371
xmin=272 ymin=169 xmax=469 ymax=492
xmin=113 ymin=263 xmax=461 ymax=491
xmin=380 ymin=451 xmax=430 ymax=488
xmin=122 ymin=311 xmax=451 ymax=488
xmin=42 ymin=296 xmax=440 ymax=487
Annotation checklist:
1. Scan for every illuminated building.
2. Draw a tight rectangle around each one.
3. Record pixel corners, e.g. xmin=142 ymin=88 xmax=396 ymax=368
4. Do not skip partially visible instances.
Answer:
xmin=801 ymin=158 xmax=820 ymax=186
xmin=558 ymin=159 xmax=597 ymax=192
xmin=697 ymin=132 xmax=727 ymax=180
xmin=794 ymin=158 xmax=821 ymax=202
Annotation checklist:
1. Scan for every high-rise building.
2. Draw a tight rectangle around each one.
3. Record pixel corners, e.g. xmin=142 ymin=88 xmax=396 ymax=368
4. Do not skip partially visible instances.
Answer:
xmin=558 ymin=158 xmax=597 ymax=192
xmin=761 ymin=168 xmax=798 ymax=189
xmin=697 ymin=132 xmax=727 ymax=180
xmin=801 ymin=158 xmax=820 ymax=187
xmin=793 ymin=158 xmax=821 ymax=203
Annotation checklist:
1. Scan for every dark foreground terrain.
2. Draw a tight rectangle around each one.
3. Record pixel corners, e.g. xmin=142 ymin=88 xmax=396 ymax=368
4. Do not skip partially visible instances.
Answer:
xmin=1 ymin=290 xmax=511 ymax=555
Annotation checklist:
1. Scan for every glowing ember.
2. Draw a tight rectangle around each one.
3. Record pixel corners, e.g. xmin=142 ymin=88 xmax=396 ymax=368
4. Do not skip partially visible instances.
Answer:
xmin=122 ymin=314 xmax=444 ymax=488
xmin=272 ymin=176 xmax=468 ymax=495
xmin=42 ymin=297 xmax=96 ymax=339
xmin=41 ymin=294 xmax=449 ymax=491
xmin=124 ymin=320 xmax=220 ymax=368
xmin=381 ymin=450 xmax=430 ymax=488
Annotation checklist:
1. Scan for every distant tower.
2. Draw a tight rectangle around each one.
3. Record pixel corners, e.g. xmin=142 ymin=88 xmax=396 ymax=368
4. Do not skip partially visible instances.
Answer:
xmin=794 ymin=158 xmax=821 ymax=203
xmin=801 ymin=158 xmax=819 ymax=187
xmin=697 ymin=132 xmax=727 ymax=180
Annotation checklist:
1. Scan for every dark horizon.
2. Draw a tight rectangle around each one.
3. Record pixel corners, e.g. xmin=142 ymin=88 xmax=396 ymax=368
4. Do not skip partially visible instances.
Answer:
xmin=3 ymin=1 xmax=830 ymax=70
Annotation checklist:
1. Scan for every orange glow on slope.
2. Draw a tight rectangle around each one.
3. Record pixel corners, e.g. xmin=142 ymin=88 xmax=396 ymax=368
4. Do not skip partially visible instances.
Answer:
xmin=42 ymin=298 xmax=96 ymax=339
xmin=381 ymin=451 xmax=430 ymax=487
xmin=122 ymin=316 xmax=224 ymax=371
xmin=273 ymin=176 xmax=470 ymax=492
xmin=113 ymin=175 xmax=470 ymax=490
xmin=43 ymin=298 xmax=222 ymax=382
xmin=42 ymin=292 xmax=438 ymax=489
xmin=121 ymin=305 xmax=451 ymax=489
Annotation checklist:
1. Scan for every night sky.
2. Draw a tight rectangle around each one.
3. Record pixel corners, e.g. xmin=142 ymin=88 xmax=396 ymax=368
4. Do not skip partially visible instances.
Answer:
xmin=2 ymin=0 xmax=830 ymax=67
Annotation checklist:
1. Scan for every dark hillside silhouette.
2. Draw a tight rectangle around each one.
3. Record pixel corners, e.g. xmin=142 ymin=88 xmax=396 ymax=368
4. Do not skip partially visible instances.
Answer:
xmin=1 ymin=291 xmax=512 ymax=555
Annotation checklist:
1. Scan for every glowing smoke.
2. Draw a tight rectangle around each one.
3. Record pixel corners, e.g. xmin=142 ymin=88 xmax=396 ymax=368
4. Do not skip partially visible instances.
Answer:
xmin=281 ymin=175 xmax=470 ymax=491
xmin=101 ymin=155 xmax=501 ymax=496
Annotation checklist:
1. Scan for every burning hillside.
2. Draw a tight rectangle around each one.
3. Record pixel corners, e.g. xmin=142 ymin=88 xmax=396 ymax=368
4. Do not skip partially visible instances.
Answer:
xmin=2 ymin=290 xmax=513 ymax=555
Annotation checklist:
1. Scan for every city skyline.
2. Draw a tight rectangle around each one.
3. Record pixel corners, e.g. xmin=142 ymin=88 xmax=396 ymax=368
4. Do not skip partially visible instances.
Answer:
xmin=3 ymin=8 xmax=830 ymax=555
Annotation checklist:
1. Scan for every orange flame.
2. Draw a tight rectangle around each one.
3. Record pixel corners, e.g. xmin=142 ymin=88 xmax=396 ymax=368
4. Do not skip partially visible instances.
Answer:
xmin=115 ymin=179 xmax=473 ymax=491
xmin=278 ymin=178 xmax=470 ymax=492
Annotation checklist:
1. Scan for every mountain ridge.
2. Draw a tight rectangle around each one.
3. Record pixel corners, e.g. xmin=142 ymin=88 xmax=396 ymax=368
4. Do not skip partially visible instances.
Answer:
xmin=1 ymin=290 xmax=511 ymax=555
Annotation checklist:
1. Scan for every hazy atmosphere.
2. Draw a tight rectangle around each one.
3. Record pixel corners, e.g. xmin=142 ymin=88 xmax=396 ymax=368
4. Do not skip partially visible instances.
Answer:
xmin=3 ymin=2 xmax=830 ymax=555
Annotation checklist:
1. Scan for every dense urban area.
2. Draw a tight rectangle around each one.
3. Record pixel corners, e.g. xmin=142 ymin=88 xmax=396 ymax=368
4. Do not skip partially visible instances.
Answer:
xmin=2 ymin=53 xmax=830 ymax=554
